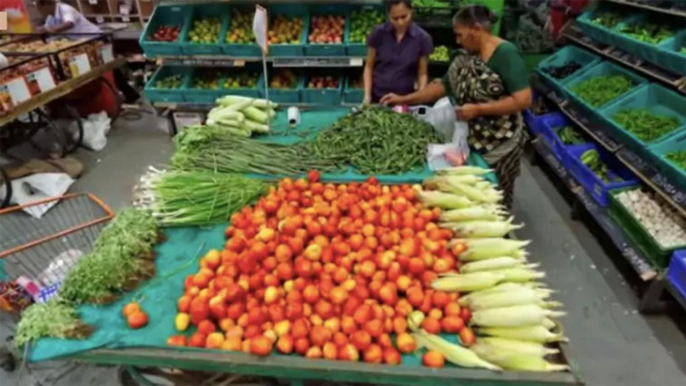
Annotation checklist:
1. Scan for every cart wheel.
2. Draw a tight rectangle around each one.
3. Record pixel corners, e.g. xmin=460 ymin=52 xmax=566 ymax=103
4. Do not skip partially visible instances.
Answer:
xmin=64 ymin=104 xmax=84 ymax=153
xmin=29 ymin=109 xmax=68 ymax=159
xmin=0 ymin=166 xmax=11 ymax=208
xmin=0 ymin=346 xmax=16 ymax=373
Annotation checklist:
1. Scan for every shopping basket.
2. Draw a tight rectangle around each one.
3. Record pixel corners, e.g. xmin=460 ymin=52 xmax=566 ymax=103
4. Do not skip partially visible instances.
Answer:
xmin=0 ymin=193 xmax=113 ymax=372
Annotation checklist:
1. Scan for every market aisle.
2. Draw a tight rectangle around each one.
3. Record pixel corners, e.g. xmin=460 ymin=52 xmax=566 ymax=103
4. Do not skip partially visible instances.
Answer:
xmin=515 ymin=160 xmax=686 ymax=385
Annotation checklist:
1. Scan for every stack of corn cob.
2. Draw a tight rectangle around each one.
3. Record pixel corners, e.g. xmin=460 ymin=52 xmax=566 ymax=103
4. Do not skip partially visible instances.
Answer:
xmin=413 ymin=166 xmax=569 ymax=372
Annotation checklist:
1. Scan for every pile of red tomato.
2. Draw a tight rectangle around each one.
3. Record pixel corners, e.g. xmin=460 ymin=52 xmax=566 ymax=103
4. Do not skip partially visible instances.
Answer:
xmin=169 ymin=172 xmax=473 ymax=367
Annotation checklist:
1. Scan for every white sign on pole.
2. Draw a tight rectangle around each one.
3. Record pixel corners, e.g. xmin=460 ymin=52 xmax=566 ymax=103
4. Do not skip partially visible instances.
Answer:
xmin=253 ymin=5 xmax=271 ymax=127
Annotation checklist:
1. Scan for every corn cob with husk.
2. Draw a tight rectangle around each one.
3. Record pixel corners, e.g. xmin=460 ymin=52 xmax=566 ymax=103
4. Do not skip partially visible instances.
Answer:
xmin=471 ymin=344 xmax=570 ymax=372
xmin=413 ymin=329 xmax=502 ymax=371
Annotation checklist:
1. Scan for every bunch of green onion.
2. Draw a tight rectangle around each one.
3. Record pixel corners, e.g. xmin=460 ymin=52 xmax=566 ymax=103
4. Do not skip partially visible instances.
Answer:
xmin=135 ymin=167 xmax=269 ymax=226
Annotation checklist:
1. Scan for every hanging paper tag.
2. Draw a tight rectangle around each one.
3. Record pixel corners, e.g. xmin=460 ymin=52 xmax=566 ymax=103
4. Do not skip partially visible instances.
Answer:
xmin=1 ymin=77 xmax=31 ymax=105
xmin=96 ymin=16 xmax=104 ymax=24
xmin=69 ymin=53 xmax=91 ymax=77
xmin=99 ymin=44 xmax=114 ymax=63
xmin=89 ymin=0 xmax=98 ymax=4
xmin=26 ymin=67 xmax=56 ymax=93
xmin=253 ymin=5 xmax=268 ymax=55
xmin=122 ymin=16 xmax=130 ymax=22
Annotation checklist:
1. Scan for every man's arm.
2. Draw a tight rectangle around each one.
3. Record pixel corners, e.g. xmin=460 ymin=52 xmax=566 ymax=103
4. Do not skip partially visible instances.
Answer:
xmin=474 ymin=88 xmax=532 ymax=116
xmin=47 ymin=21 xmax=75 ymax=33
xmin=417 ymin=56 xmax=429 ymax=90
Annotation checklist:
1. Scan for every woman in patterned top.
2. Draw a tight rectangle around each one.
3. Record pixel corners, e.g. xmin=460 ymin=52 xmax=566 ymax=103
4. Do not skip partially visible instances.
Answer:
xmin=381 ymin=5 xmax=532 ymax=208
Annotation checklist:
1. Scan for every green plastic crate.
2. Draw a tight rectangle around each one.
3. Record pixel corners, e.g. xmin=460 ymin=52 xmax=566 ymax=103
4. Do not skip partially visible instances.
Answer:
xmin=612 ymin=13 xmax=678 ymax=66
xmin=343 ymin=75 xmax=363 ymax=104
xmin=564 ymin=61 xmax=648 ymax=111
xmin=576 ymin=7 xmax=625 ymax=47
xmin=647 ymin=132 xmax=686 ymax=192
xmin=268 ymin=4 xmax=310 ymax=57
xmin=144 ymin=66 xmax=190 ymax=103
xmin=599 ymin=83 xmax=686 ymax=157
xmin=184 ymin=68 xmax=223 ymax=104
xmin=608 ymin=187 xmax=686 ymax=268
xmin=180 ymin=4 xmax=230 ymax=55
xmin=302 ymin=72 xmax=343 ymax=105
xmin=536 ymin=46 xmax=602 ymax=97
xmin=346 ymin=4 xmax=386 ymax=57
xmin=139 ymin=5 xmax=190 ymax=57
xmin=219 ymin=67 xmax=264 ymax=98
xmin=659 ymin=29 xmax=686 ymax=76
xmin=267 ymin=72 xmax=303 ymax=103
xmin=221 ymin=6 xmax=262 ymax=57
xmin=305 ymin=5 xmax=349 ymax=57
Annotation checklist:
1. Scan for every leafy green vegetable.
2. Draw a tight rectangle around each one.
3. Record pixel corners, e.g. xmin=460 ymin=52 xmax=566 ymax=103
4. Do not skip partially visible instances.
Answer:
xmin=15 ymin=299 xmax=93 ymax=348
xmin=619 ymin=22 xmax=673 ymax=45
xmin=612 ymin=109 xmax=681 ymax=142
xmin=591 ymin=12 xmax=623 ymax=29
xmin=666 ymin=151 xmax=686 ymax=170
xmin=571 ymin=75 xmax=634 ymax=107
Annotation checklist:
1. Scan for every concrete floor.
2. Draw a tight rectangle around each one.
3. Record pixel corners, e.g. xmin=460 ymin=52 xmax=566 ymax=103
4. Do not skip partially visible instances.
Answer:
xmin=2 ymin=114 xmax=686 ymax=385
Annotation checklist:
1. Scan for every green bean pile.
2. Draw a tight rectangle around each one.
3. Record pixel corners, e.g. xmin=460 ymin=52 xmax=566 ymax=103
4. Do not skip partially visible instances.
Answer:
xmin=308 ymin=106 xmax=441 ymax=175
xmin=571 ymin=75 xmax=634 ymax=107
xmin=591 ymin=12 xmax=623 ymax=29
xmin=170 ymin=125 xmax=342 ymax=175
xmin=612 ymin=109 xmax=681 ymax=143
xmin=666 ymin=151 xmax=686 ymax=170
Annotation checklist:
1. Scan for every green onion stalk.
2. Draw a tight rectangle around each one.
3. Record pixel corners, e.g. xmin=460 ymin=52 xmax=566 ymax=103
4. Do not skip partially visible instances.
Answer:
xmin=169 ymin=125 xmax=342 ymax=176
xmin=135 ymin=167 xmax=269 ymax=226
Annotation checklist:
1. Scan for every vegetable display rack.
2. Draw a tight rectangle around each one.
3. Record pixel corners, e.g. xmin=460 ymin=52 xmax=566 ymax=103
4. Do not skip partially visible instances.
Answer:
xmin=0 ymin=193 xmax=113 ymax=372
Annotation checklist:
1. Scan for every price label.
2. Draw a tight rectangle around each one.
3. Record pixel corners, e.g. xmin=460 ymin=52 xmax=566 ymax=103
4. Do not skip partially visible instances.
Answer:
xmin=99 ymin=44 xmax=114 ymax=63
xmin=96 ymin=15 xmax=104 ymax=24
xmin=89 ymin=0 xmax=98 ymax=4
xmin=122 ymin=16 xmax=130 ymax=22
xmin=26 ymin=67 xmax=56 ymax=93
xmin=69 ymin=53 xmax=91 ymax=77
xmin=349 ymin=58 xmax=363 ymax=67
xmin=0 ymin=77 xmax=31 ymax=105
xmin=120 ymin=5 xmax=130 ymax=15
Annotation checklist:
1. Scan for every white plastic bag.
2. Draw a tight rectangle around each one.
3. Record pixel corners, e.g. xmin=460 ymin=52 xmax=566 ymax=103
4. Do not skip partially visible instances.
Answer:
xmin=70 ymin=111 xmax=111 ymax=151
xmin=412 ymin=97 xmax=470 ymax=171
xmin=0 ymin=173 xmax=75 ymax=218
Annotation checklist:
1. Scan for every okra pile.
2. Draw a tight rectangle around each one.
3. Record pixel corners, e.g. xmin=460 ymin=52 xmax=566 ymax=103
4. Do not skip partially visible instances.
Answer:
xmin=570 ymin=74 xmax=633 ymax=107
xmin=612 ymin=109 xmax=681 ymax=143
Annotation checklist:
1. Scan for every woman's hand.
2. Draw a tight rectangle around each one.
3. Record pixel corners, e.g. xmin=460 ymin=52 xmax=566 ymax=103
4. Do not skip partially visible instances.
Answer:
xmin=455 ymin=104 xmax=481 ymax=121
xmin=380 ymin=93 xmax=405 ymax=105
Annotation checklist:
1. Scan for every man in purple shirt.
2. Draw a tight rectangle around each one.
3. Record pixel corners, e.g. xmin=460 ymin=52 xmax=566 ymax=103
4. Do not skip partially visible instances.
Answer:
xmin=363 ymin=0 xmax=434 ymax=104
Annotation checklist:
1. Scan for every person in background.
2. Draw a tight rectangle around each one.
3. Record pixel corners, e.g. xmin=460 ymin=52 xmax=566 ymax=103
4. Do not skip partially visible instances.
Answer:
xmin=548 ymin=0 xmax=589 ymax=40
xmin=381 ymin=5 xmax=532 ymax=208
xmin=34 ymin=0 xmax=101 ymax=35
xmin=363 ymin=0 xmax=434 ymax=104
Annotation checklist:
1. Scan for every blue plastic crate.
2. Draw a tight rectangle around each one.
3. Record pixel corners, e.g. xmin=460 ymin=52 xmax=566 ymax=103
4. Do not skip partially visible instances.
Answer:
xmin=139 ymin=5 xmax=190 ymax=57
xmin=566 ymin=144 xmax=640 ymax=207
xmin=659 ymin=29 xmax=686 ymax=76
xmin=180 ymin=4 xmax=230 ymax=55
xmin=305 ymin=5 xmax=349 ymax=57
xmin=302 ymin=73 xmax=343 ymax=105
xmin=144 ymin=66 xmax=190 ymax=103
xmin=346 ymin=4 xmax=385 ymax=56
xmin=221 ymin=6 xmax=262 ymax=57
xmin=599 ymin=83 xmax=686 ymax=158
xmin=536 ymin=46 xmax=602 ymax=97
xmin=268 ymin=4 xmax=310 ymax=57
xmin=267 ymin=72 xmax=303 ymax=103
xmin=540 ymin=114 xmax=589 ymax=165
xmin=184 ymin=68 xmax=224 ymax=103
xmin=667 ymin=250 xmax=686 ymax=301
xmin=564 ymin=61 xmax=648 ymax=111
xmin=612 ymin=14 xmax=677 ymax=66
xmin=343 ymin=75 xmax=363 ymax=104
